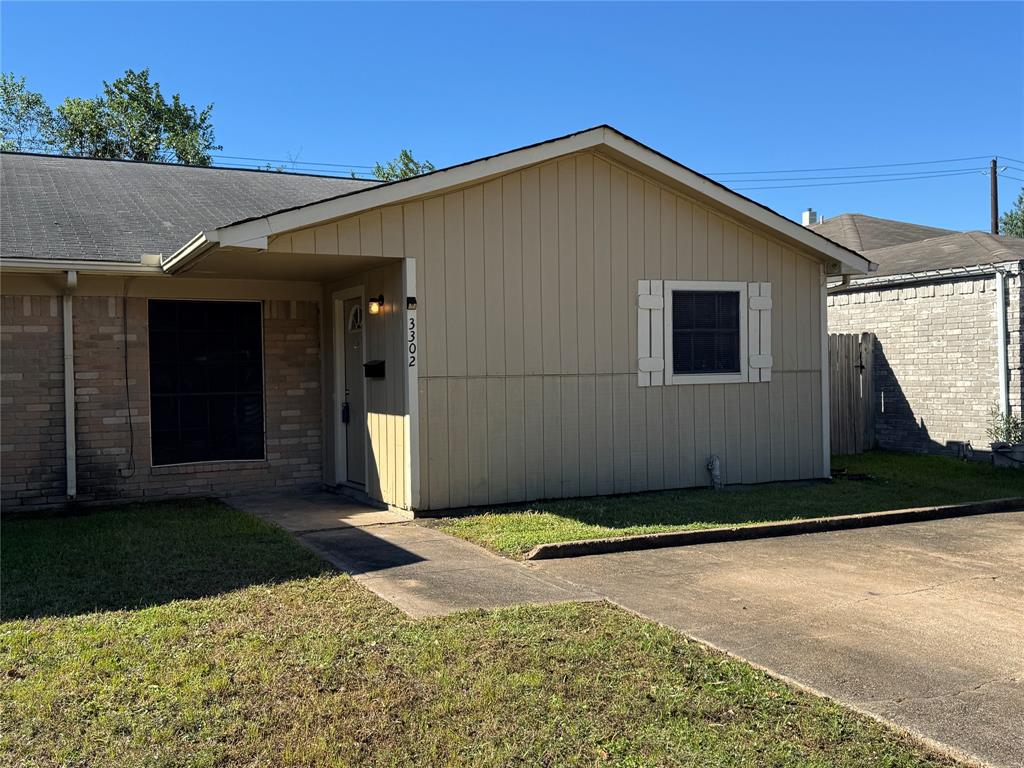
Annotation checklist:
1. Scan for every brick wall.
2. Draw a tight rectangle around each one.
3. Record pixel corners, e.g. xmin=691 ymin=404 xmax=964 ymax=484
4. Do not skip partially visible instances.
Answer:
xmin=2 ymin=295 xmax=323 ymax=513
xmin=1 ymin=296 xmax=67 ymax=508
xmin=827 ymin=271 xmax=1021 ymax=454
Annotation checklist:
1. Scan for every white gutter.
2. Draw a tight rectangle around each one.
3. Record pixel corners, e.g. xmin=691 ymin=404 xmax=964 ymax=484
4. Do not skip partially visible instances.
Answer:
xmin=0 ymin=257 xmax=166 ymax=276
xmin=995 ymin=268 xmax=1010 ymax=416
xmin=831 ymin=261 xmax=1019 ymax=291
xmin=62 ymin=270 xmax=77 ymax=499
xmin=826 ymin=275 xmax=851 ymax=294
xmin=159 ymin=231 xmax=219 ymax=274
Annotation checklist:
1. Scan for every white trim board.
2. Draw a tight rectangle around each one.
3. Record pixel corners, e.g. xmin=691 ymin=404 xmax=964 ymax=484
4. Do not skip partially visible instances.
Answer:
xmin=403 ymin=258 xmax=420 ymax=510
xmin=661 ymin=280 xmax=750 ymax=386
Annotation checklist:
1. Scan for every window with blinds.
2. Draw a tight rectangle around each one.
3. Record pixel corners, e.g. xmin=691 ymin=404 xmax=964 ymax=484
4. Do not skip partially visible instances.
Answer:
xmin=148 ymin=300 xmax=265 ymax=466
xmin=670 ymin=290 xmax=741 ymax=375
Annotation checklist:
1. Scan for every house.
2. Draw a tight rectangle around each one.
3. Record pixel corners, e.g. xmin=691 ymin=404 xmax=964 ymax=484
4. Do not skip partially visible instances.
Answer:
xmin=0 ymin=126 xmax=870 ymax=514
xmin=815 ymin=212 xmax=1023 ymax=454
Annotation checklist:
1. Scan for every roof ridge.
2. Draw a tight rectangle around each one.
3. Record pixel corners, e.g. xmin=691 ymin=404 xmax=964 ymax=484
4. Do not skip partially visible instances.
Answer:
xmin=853 ymin=216 xmax=868 ymax=251
xmin=0 ymin=150 xmax=379 ymax=182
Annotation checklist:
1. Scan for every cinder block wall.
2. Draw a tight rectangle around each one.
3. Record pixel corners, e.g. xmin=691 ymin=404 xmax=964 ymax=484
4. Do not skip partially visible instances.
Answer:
xmin=1 ymin=296 xmax=323 ymax=513
xmin=827 ymin=272 xmax=1021 ymax=453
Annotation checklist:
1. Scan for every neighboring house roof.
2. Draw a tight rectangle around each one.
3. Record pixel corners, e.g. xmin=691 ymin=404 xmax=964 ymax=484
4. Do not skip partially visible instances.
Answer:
xmin=857 ymin=231 xmax=1024 ymax=277
xmin=0 ymin=152 xmax=376 ymax=263
xmin=810 ymin=213 xmax=955 ymax=252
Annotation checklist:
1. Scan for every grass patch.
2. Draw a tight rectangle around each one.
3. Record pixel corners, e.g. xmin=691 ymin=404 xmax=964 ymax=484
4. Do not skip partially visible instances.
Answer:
xmin=437 ymin=451 xmax=1024 ymax=557
xmin=0 ymin=500 xmax=957 ymax=767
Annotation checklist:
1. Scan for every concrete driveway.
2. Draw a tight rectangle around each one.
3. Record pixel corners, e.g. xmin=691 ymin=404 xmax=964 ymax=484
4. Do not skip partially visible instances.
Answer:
xmin=533 ymin=511 xmax=1024 ymax=768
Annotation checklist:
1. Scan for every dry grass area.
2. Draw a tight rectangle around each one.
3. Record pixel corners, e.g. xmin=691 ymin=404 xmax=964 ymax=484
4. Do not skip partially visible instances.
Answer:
xmin=1 ymin=500 xmax=959 ymax=767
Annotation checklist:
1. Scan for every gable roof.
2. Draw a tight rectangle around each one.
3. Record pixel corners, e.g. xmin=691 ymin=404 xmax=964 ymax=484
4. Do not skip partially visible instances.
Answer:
xmin=0 ymin=127 xmax=872 ymax=277
xmin=169 ymin=125 xmax=870 ymax=276
xmin=810 ymin=213 xmax=955 ymax=252
xmin=857 ymin=231 xmax=1024 ymax=277
xmin=0 ymin=152 xmax=376 ymax=263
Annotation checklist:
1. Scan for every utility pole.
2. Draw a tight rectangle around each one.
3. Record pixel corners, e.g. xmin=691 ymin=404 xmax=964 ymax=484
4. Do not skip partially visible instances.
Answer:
xmin=991 ymin=157 xmax=999 ymax=235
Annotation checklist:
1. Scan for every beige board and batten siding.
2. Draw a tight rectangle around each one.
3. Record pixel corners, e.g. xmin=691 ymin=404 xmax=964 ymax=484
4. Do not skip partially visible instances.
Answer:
xmin=273 ymin=151 xmax=826 ymax=511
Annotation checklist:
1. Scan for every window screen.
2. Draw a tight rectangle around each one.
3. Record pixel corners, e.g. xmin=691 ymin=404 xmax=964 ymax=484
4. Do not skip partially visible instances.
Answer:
xmin=671 ymin=290 xmax=741 ymax=375
xmin=149 ymin=300 xmax=264 ymax=465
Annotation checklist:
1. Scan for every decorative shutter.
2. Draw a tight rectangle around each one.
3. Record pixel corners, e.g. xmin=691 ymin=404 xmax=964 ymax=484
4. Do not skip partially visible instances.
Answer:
xmin=747 ymin=282 xmax=773 ymax=382
xmin=637 ymin=280 xmax=665 ymax=387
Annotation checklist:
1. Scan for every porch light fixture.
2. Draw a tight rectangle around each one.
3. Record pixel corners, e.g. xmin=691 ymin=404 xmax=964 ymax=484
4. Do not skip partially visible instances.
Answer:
xmin=368 ymin=295 xmax=385 ymax=315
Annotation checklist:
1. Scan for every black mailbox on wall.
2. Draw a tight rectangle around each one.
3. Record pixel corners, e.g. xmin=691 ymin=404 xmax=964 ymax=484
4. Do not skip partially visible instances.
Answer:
xmin=363 ymin=359 xmax=386 ymax=379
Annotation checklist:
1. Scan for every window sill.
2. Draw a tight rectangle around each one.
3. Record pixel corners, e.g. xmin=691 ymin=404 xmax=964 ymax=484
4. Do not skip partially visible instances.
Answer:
xmin=150 ymin=459 xmax=268 ymax=475
xmin=665 ymin=372 xmax=749 ymax=385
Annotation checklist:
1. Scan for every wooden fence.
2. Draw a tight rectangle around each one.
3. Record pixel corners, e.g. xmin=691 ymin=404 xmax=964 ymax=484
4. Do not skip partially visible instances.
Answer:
xmin=829 ymin=332 xmax=875 ymax=455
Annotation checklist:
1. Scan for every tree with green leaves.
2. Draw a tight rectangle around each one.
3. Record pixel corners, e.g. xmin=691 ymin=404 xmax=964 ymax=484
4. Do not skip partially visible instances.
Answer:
xmin=0 ymin=74 xmax=53 ymax=152
xmin=48 ymin=69 xmax=220 ymax=165
xmin=373 ymin=149 xmax=435 ymax=181
xmin=1000 ymin=188 xmax=1024 ymax=239
xmin=1 ymin=69 xmax=220 ymax=165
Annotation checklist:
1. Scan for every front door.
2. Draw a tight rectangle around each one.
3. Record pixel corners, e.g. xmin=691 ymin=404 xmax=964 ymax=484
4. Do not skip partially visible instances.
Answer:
xmin=342 ymin=297 xmax=366 ymax=486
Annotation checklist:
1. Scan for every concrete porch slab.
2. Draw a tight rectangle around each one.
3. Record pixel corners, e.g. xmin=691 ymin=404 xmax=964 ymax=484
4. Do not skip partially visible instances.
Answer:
xmin=233 ymin=491 xmax=411 ymax=533
xmin=228 ymin=492 xmax=596 ymax=618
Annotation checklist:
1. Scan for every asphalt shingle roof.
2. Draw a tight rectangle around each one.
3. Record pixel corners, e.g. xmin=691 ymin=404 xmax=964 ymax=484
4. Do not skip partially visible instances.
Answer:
xmin=0 ymin=152 xmax=377 ymax=262
xmin=857 ymin=231 xmax=1024 ymax=277
xmin=810 ymin=213 xmax=955 ymax=252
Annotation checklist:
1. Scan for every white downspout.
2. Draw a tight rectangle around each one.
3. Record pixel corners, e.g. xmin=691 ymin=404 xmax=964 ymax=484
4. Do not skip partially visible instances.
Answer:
xmin=63 ymin=270 xmax=77 ymax=499
xmin=820 ymin=265 xmax=831 ymax=478
xmin=995 ymin=269 xmax=1010 ymax=416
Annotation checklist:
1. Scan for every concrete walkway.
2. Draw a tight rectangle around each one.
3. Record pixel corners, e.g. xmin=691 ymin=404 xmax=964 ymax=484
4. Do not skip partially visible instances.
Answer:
xmin=231 ymin=492 xmax=594 ymax=618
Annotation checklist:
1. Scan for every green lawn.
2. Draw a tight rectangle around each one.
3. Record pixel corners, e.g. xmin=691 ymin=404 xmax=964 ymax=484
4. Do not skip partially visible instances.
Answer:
xmin=1 ymin=500 xmax=957 ymax=767
xmin=437 ymin=452 xmax=1024 ymax=557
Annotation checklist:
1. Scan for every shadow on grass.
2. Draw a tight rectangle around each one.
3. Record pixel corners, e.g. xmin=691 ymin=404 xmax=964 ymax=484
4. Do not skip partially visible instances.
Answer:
xmin=1 ymin=499 xmax=333 ymax=620
xmin=444 ymin=452 xmax=1024 ymax=545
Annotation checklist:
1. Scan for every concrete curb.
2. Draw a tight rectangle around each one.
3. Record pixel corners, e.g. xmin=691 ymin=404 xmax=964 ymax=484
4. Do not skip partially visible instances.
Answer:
xmin=523 ymin=497 xmax=1024 ymax=560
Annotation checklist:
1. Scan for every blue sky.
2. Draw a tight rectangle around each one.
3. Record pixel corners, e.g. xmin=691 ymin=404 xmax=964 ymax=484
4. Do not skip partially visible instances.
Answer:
xmin=2 ymin=1 xmax=1022 ymax=231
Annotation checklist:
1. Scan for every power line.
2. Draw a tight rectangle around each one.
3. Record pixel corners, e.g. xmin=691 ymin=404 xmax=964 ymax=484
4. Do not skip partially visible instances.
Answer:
xmin=211 ymin=153 xmax=375 ymax=170
xmin=212 ymin=159 xmax=374 ymax=177
xmin=999 ymin=155 xmax=1024 ymax=166
xmin=718 ymin=166 xmax=986 ymax=183
xmin=730 ymin=169 xmax=982 ymax=191
xmin=709 ymin=154 xmax=992 ymax=176
xmin=1002 ymin=174 xmax=1024 ymax=183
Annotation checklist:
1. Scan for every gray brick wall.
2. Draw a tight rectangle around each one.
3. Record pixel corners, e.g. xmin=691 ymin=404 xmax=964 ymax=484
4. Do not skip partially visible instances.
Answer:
xmin=2 ymin=295 xmax=323 ymax=513
xmin=827 ymin=270 xmax=1022 ymax=454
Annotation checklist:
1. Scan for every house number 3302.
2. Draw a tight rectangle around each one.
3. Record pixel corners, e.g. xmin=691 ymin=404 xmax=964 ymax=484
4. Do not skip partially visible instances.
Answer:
xmin=408 ymin=317 xmax=417 ymax=367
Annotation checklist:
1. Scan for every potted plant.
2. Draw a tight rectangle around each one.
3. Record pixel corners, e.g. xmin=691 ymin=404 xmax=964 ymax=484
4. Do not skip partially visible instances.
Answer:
xmin=986 ymin=407 xmax=1024 ymax=468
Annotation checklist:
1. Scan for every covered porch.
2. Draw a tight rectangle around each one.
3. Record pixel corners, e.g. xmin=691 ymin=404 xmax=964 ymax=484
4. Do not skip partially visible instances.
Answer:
xmin=165 ymin=216 xmax=419 ymax=511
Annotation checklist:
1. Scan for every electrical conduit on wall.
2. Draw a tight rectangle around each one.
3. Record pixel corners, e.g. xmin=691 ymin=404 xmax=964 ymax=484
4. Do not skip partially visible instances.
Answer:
xmin=62 ymin=270 xmax=77 ymax=499
xmin=995 ymin=269 xmax=1010 ymax=417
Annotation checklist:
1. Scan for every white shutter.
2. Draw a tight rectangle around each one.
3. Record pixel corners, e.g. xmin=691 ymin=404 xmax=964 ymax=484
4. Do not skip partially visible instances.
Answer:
xmin=747 ymin=282 xmax=773 ymax=382
xmin=637 ymin=280 xmax=665 ymax=386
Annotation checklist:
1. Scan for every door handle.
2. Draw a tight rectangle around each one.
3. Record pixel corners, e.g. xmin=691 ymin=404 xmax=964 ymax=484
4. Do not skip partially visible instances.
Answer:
xmin=341 ymin=402 xmax=350 ymax=424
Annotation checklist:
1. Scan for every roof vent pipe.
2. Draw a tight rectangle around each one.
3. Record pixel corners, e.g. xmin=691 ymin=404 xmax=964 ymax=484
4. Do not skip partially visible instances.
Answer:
xmin=801 ymin=208 xmax=819 ymax=227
